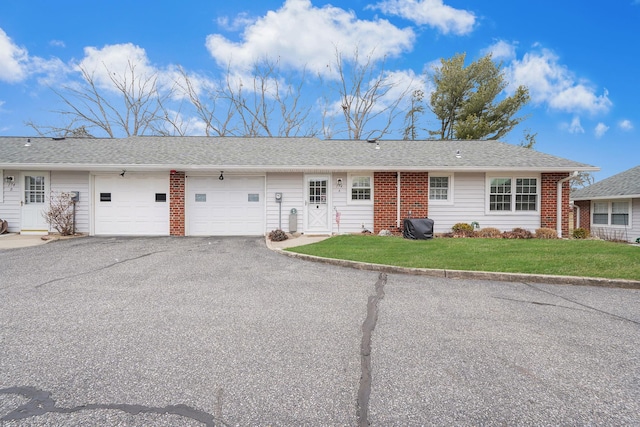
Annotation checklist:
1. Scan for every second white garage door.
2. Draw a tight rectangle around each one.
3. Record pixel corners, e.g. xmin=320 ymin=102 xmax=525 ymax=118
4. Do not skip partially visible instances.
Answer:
xmin=187 ymin=175 xmax=265 ymax=236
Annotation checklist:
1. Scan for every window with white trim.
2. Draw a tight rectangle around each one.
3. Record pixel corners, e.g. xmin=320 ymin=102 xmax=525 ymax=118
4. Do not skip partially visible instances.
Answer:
xmin=429 ymin=176 xmax=450 ymax=201
xmin=593 ymin=200 xmax=630 ymax=226
xmin=488 ymin=176 xmax=538 ymax=212
xmin=348 ymin=174 xmax=372 ymax=204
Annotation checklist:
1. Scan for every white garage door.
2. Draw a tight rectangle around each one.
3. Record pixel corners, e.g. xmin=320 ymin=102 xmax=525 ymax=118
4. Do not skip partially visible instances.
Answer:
xmin=94 ymin=174 xmax=169 ymax=235
xmin=187 ymin=175 xmax=265 ymax=236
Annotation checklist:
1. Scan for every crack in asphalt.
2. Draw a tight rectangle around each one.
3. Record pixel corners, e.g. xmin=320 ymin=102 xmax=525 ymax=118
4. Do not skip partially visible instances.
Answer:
xmin=524 ymin=282 xmax=640 ymax=326
xmin=357 ymin=272 xmax=386 ymax=427
xmin=34 ymin=251 xmax=167 ymax=289
xmin=0 ymin=386 xmax=225 ymax=426
xmin=492 ymin=296 xmax=587 ymax=311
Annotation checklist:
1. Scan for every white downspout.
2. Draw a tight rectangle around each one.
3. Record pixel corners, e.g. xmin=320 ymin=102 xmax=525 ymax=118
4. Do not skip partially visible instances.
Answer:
xmin=557 ymin=171 xmax=578 ymax=238
xmin=396 ymin=172 xmax=401 ymax=229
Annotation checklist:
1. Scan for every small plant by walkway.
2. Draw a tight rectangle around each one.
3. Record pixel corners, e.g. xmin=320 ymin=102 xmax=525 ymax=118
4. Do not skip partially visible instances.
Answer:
xmin=287 ymin=235 xmax=640 ymax=281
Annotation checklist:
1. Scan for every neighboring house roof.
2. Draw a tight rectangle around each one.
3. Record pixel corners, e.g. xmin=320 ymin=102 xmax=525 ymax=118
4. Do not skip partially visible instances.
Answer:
xmin=572 ymin=165 xmax=640 ymax=200
xmin=0 ymin=136 xmax=598 ymax=173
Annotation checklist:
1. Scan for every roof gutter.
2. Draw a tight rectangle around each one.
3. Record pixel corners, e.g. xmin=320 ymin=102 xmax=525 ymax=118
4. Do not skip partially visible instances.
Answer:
xmin=558 ymin=171 xmax=579 ymax=238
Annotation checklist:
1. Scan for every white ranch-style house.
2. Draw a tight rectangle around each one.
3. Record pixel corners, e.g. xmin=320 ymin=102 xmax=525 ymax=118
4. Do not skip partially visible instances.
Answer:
xmin=0 ymin=136 xmax=598 ymax=238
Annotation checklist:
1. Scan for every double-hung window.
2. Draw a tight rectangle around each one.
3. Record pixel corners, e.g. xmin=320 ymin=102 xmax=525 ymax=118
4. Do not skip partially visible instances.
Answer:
xmin=593 ymin=200 xmax=630 ymax=226
xmin=488 ymin=176 xmax=538 ymax=212
xmin=429 ymin=175 xmax=453 ymax=203
xmin=348 ymin=174 xmax=373 ymax=204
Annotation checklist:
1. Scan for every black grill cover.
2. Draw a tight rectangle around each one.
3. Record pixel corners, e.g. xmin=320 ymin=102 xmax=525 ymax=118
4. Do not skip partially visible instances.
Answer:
xmin=402 ymin=218 xmax=434 ymax=240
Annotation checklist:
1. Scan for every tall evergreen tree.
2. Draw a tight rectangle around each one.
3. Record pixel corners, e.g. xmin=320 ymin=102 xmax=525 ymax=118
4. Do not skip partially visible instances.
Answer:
xmin=429 ymin=53 xmax=530 ymax=140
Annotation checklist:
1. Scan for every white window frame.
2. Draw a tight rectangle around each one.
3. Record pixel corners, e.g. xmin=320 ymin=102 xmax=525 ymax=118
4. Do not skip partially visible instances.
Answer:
xmin=485 ymin=174 xmax=540 ymax=214
xmin=429 ymin=174 xmax=454 ymax=205
xmin=591 ymin=200 xmax=632 ymax=227
xmin=347 ymin=173 xmax=373 ymax=205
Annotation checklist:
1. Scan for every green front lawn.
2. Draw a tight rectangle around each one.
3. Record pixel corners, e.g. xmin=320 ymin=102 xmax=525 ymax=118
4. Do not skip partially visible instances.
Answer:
xmin=287 ymin=235 xmax=640 ymax=281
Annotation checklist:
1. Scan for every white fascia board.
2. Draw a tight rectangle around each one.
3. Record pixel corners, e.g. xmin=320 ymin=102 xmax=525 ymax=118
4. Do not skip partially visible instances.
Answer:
xmin=0 ymin=163 xmax=601 ymax=174
xmin=572 ymin=194 xmax=640 ymax=201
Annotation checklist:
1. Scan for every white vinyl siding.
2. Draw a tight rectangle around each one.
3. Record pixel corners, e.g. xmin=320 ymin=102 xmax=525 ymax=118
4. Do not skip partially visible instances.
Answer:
xmin=429 ymin=173 xmax=540 ymax=234
xmin=333 ymin=173 xmax=374 ymax=233
xmin=0 ymin=169 xmax=21 ymax=233
xmin=50 ymin=171 xmax=90 ymax=233
xmin=266 ymin=173 xmax=304 ymax=233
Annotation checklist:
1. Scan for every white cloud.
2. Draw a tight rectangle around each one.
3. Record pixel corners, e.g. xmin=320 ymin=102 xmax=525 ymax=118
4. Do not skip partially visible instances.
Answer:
xmin=0 ymin=28 xmax=29 ymax=82
xmin=506 ymin=47 xmax=612 ymax=115
xmin=49 ymin=40 xmax=66 ymax=48
xmin=619 ymin=119 xmax=633 ymax=131
xmin=77 ymin=43 xmax=158 ymax=91
xmin=0 ymin=28 xmax=72 ymax=85
xmin=483 ymin=40 xmax=517 ymax=61
xmin=217 ymin=13 xmax=256 ymax=32
xmin=568 ymin=116 xmax=584 ymax=134
xmin=205 ymin=0 xmax=415 ymax=76
xmin=594 ymin=122 xmax=609 ymax=138
xmin=368 ymin=0 xmax=475 ymax=35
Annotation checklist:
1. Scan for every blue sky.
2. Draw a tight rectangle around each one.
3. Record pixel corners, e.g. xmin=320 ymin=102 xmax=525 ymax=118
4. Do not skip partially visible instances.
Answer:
xmin=1 ymin=0 xmax=638 ymax=181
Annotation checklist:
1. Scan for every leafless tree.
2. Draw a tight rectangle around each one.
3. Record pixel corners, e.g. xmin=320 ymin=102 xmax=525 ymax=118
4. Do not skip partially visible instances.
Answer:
xmin=324 ymin=48 xmax=413 ymax=140
xmin=175 ymin=59 xmax=318 ymax=138
xmin=27 ymin=61 xmax=170 ymax=138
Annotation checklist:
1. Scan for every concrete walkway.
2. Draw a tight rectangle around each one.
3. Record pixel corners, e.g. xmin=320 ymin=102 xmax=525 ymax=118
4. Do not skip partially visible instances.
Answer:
xmin=0 ymin=233 xmax=53 ymax=249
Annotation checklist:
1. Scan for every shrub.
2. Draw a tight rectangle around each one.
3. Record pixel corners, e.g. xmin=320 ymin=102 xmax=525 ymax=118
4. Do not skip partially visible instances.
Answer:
xmin=452 ymin=222 xmax=475 ymax=237
xmin=502 ymin=228 xmax=533 ymax=239
xmin=476 ymin=227 xmax=502 ymax=238
xmin=268 ymin=229 xmax=288 ymax=242
xmin=535 ymin=228 xmax=558 ymax=239
xmin=42 ymin=191 xmax=76 ymax=235
xmin=572 ymin=228 xmax=590 ymax=239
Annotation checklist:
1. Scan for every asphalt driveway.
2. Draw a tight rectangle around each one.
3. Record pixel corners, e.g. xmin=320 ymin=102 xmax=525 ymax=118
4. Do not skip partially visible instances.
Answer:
xmin=1 ymin=237 xmax=639 ymax=426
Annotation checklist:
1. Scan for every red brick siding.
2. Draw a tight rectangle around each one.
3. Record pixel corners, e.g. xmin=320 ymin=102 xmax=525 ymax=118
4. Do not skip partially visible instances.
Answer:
xmin=373 ymin=172 xmax=398 ymax=234
xmin=400 ymin=172 xmax=429 ymax=219
xmin=169 ymin=171 xmax=185 ymax=236
xmin=373 ymin=172 xmax=429 ymax=234
xmin=574 ymin=200 xmax=591 ymax=232
xmin=540 ymin=172 xmax=570 ymax=236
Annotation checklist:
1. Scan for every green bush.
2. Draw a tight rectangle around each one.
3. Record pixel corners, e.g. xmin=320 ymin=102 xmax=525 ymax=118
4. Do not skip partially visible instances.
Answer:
xmin=572 ymin=228 xmax=590 ymax=239
xmin=535 ymin=228 xmax=558 ymax=239
xmin=452 ymin=222 xmax=475 ymax=237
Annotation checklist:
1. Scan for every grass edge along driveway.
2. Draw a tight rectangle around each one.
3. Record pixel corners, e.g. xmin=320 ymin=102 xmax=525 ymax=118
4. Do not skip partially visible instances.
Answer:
xmin=287 ymin=235 xmax=640 ymax=281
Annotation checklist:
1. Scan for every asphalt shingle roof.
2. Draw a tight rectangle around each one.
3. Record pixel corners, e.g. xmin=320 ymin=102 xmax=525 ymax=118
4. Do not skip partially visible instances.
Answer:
xmin=0 ymin=136 xmax=598 ymax=172
xmin=572 ymin=165 xmax=640 ymax=199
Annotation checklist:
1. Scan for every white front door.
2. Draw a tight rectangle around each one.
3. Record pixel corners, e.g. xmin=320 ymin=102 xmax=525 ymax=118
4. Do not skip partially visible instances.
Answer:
xmin=21 ymin=172 xmax=50 ymax=235
xmin=305 ymin=175 xmax=330 ymax=234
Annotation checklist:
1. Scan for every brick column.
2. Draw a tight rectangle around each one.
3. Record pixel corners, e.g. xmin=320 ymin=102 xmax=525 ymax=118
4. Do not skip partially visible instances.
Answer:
xmin=169 ymin=171 xmax=185 ymax=236
xmin=400 ymin=172 xmax=429 ymax=219
xmin=373 ymin=172 xmax=398 ymax=234
xmin=540 ymin=172 xmax=570 ymax=236
xmin=574 ymin=200 xmax=591 ymax=232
